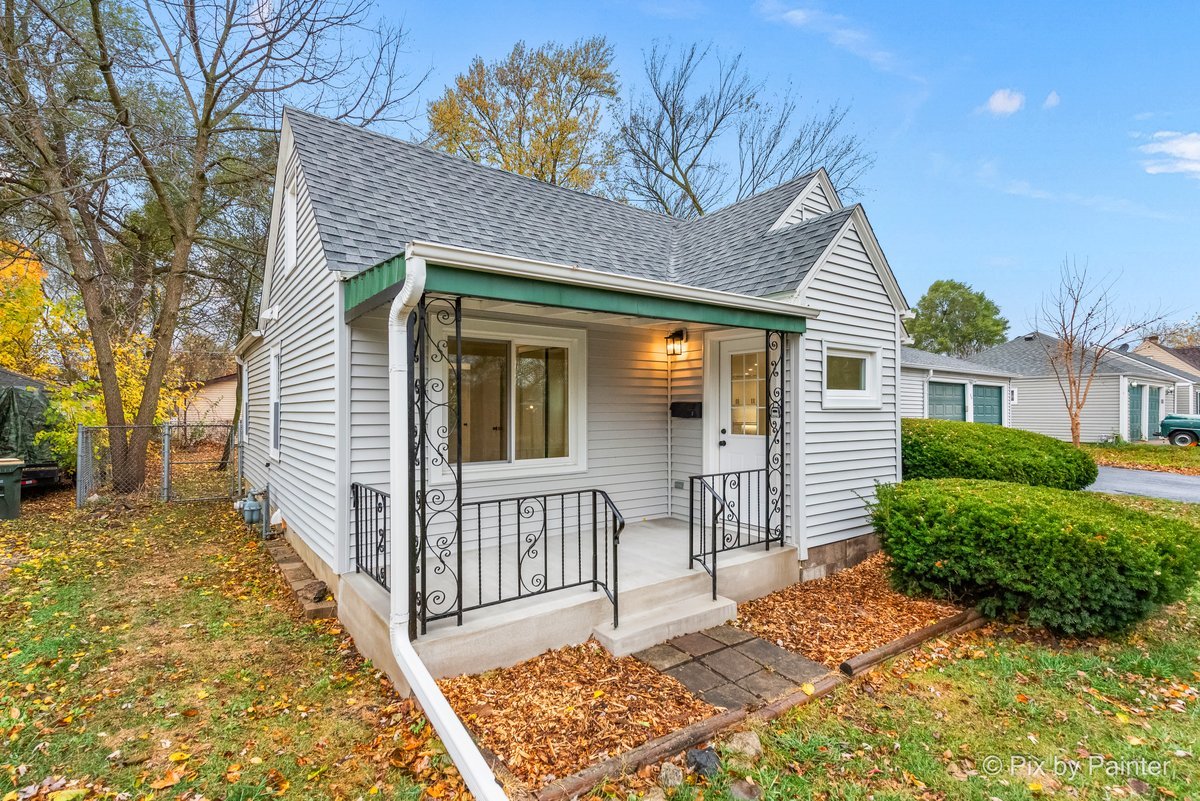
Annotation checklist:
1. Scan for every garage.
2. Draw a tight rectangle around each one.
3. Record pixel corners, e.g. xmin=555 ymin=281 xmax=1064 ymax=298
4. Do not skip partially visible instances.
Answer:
xmin=928 ymin=381 xmax=966 ymax=421
xmin=973 ymin=385 xmax=1004 ymax=425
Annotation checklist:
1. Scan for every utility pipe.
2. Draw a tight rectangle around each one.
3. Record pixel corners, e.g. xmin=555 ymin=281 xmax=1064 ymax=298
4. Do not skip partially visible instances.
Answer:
xmin=386 ymin=249 xmax=509 ymax=801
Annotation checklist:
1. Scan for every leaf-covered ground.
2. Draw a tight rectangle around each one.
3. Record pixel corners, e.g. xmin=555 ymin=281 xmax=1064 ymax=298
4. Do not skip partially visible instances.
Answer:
xmin=646 ymin=495 xmax=1200 ymax=801
xmin=1084 ymin=443 xmax=1200 ymax=476
xmin=0 ymin=490 xmax=464 ymax=801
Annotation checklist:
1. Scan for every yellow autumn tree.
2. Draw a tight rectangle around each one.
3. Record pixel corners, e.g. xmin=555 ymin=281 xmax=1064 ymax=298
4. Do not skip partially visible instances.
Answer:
xmin=0 ymin=244 xmax=55 ymax=380
xmin=427 ymin=37 xmax=619 ymax=192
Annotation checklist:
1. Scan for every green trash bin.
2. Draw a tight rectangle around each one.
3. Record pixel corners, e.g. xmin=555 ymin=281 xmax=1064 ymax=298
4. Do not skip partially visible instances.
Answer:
xmin=0 ymin=459 xmax=23 ymax=520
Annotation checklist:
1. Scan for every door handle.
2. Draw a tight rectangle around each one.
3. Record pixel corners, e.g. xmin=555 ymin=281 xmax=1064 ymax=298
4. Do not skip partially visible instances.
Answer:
xmin=718 ymin=440 xmax=727 ymax=447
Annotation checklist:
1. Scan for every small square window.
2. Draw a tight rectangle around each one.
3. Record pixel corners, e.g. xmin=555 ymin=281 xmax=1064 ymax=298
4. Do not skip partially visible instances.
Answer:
xmin=822 ymin=343 xmax=881 ymax=409
xmin=826 ymin=354 xmax=866 ymax=391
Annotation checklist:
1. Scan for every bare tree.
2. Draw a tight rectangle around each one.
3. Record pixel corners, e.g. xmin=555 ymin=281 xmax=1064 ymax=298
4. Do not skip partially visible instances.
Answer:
xmin=1 ymin=0 xmax=422 ymax=490
xmin=618 ymin=42 xmax=873 ymax=218
xmin=1036 ymin=260 xmax=1167 ymax=447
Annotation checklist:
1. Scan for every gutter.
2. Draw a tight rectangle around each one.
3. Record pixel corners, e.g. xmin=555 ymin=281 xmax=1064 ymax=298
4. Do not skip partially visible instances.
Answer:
xmin=407 ymin=240 xmax=822 ymax=321
xmin=234 ymin=329 xmax=263 ymax=359
xmin=386 ymin=247 xmax=509 ymax=801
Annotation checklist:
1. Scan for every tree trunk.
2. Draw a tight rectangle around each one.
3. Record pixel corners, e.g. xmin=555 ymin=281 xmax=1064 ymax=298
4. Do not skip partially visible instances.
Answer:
xmin=1070 ymin=413 xmax=1082 ymax=448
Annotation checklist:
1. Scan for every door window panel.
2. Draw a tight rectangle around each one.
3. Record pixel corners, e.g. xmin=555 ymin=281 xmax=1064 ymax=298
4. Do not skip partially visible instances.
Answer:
xmin=729 ymin=350 xmax=766 ymax=435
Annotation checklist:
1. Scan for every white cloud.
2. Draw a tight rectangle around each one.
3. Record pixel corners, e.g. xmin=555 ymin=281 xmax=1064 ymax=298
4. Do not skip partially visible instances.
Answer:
xmin=1042 ymin=90 xmax=1060 ymax=109
xmin=1139 ymin=131 xmax=1200 ymax=178
xmin=756 ymin=1 xmax=910 ymax=77
xmin=982 ymin=89 xmax=1025 ymax=116
xmin=1001 ymin=178 xmax=1178 ymax=220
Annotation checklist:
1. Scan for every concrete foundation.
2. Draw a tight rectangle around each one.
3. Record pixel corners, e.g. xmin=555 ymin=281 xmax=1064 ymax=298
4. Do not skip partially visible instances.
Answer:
xmin=799 ymin=532 xmax=881 ymax=582
xmin=338 ymin=573 xmax=410 ymax=693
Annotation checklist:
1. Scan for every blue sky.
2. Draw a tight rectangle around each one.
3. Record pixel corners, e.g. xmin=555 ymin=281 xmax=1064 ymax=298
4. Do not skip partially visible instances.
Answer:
xmin=384 ymin=0 xmax=1199 ymax=330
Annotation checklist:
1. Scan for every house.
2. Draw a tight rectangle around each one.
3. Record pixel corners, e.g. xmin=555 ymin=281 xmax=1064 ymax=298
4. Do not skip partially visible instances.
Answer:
xmin=235 ymin=108 xmax=909 ymax=796
xmin=968 ymin=332 xmax=1183 ymax=442
xmin=899 ymin=346 xmax=1014 ymax=424
xmin=1131 ymin=335 xmax=1200 ymax=415
xmin=175 ymin=373 xmax=238 ymax=427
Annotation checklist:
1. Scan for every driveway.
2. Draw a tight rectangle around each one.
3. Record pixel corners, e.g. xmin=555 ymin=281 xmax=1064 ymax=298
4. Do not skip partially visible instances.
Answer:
xmin=1088 ymin=466 xmax=1200 ymax=503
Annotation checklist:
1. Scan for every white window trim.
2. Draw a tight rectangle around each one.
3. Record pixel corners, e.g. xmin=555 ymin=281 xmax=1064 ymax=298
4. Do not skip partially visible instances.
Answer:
xmin=820 ymin=340 xmax=882 ymax=410
xmin=282 ymin=176 xmax=297 ymax=275
xmin=269 ymin=343 xmax=281 ymax=461
xmin=431 ymin=318 xmax=587 ymax=483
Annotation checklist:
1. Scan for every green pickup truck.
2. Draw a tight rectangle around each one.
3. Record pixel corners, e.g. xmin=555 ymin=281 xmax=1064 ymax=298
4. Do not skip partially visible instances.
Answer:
xmin=1160 ymin=414 xmax=1200 ymax=446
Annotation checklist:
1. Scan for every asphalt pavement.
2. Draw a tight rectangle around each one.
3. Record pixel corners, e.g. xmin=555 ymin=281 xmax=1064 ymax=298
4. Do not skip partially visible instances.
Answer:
xmin=1087 ymin=466 xmax=1200 ymax=504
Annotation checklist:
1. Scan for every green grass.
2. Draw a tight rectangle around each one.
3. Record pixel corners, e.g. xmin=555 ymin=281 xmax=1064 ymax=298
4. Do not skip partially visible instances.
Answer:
xmin=1084 ymin=442 xmax=1200 ymax=475
xmin=681 ymin=495 xmax=1200 ymax=801
xmin=0 ymin=491 xmax=453 ymax=800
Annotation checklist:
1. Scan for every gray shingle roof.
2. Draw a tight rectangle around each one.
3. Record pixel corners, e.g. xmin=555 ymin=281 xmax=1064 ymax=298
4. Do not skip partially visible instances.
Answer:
xmin=1116 ymin=350 xmax=1200 ymax=383
xmin=900 ymin=346 xmax=1014 ymax=378
xmin=967 ymin=332 xmax=1177 ymax=381
xmin=285 ymin=109 xmax=860 ymax=297
xmin=1168 ymin=346 xmax=1200 ymax=371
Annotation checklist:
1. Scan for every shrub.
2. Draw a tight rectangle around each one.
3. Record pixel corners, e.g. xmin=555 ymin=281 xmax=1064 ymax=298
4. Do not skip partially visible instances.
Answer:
xmin=902 ymin=418 xmax=1098 ymax=490
xmin=874 ymin=479 xmax=1200 ymax=636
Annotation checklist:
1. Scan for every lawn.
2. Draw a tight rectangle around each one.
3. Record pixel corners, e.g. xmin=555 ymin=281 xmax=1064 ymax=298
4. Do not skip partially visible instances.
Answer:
xmin=677 ymin=494 xmax=1200 ymax=801
xmin=0 ymin=491 xmax=463 ymax=800
xmin=1084 ymin=442 xmax=1200 ymax=476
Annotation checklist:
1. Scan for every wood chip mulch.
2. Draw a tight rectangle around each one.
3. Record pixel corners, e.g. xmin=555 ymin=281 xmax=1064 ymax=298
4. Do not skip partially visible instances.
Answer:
xmin=736 ymin=553 xmax=963 ymax=668
xmin=438 ymin=639 xmax=715 ymax=788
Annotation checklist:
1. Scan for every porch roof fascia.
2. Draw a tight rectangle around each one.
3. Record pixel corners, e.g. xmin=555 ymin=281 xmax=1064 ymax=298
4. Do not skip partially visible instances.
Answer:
xmin=343 ymin=240 xmax=816 ymax=333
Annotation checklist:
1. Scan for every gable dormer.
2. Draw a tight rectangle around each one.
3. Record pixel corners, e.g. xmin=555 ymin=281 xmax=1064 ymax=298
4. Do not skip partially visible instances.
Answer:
xmin=770 ymin=168 xmax=843 ymax=230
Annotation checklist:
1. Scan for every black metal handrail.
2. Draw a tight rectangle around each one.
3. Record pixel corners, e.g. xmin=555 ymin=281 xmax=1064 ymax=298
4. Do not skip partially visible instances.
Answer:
xmin=689 ymin=468 xmax=783 ymax=600
xmin=351 ymin=482 xmax=390 ymax=591
xmin=417 ymin=488 xmax=624 ymax=633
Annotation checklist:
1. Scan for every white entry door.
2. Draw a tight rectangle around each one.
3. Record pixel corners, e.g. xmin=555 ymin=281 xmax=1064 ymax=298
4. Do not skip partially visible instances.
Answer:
xmin=713 ymin=336 xmax=769 ymax=530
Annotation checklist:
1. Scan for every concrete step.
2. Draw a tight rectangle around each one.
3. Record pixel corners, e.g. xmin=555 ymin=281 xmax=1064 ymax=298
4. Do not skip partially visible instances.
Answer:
xmin=593 ymin=594 xmax=737 ymax=657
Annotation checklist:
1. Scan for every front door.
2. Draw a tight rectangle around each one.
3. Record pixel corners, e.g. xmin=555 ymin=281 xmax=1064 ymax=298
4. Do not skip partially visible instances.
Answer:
xmin=973 ymin=385 xmax=1004 ymax=425
xmin=715 ymin=336 xmax=768 ymax=527
xmin=1128 ymin=384 xmax=1144 ymax=440
xmin=928 ymin=382 xmax=966 ymax=421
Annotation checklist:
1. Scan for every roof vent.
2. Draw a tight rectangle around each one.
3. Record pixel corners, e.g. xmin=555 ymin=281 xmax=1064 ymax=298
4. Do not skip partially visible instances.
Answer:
xmin=1022 ymin=333 xmax=1036 ymax=341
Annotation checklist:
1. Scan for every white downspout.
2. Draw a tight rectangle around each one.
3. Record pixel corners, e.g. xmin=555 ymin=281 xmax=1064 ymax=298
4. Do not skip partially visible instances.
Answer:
xmin=386 ymin=251 xmax=508 ymax=801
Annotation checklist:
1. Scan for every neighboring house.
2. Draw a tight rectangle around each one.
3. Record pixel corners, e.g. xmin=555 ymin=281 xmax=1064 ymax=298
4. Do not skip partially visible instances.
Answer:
xmin=899 ymin=346 xmax=1014 ymax=424
xmin=236 ymin=108 xmax=910 ymax=725
xmin=1131 ymin=335 xmax=1200 ymax=415
xmin=968 ymin=332 xmax=1180 ymax=442
xmin=175 ymin=373 xmax=238 ymax=427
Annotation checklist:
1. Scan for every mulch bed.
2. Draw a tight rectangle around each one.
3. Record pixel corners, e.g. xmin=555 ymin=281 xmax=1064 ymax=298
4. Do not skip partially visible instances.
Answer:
xmin=735 ymin=553 xmax=963 ymax=667
xmin=438 ymin=639 xmax=715 ymax=788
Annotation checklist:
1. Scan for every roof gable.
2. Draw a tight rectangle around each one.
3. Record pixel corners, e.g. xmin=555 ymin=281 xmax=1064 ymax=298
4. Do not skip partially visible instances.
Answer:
xmin=769 ymin=169 xmax=842 ymax=230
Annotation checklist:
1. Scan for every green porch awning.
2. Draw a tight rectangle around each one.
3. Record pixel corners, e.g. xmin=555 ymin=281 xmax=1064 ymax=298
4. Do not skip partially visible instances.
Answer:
xmin=343 ymin=256 xmax=807 ymax=334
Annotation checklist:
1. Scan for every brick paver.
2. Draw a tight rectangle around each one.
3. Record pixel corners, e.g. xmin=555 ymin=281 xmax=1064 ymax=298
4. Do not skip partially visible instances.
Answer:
xmin=635 ymin=626 xmax=830 ymax=710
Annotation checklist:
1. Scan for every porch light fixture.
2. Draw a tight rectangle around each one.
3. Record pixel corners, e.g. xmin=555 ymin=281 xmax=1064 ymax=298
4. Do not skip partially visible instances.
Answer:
xmin=665 ymin=329 xmax=688 ymax=357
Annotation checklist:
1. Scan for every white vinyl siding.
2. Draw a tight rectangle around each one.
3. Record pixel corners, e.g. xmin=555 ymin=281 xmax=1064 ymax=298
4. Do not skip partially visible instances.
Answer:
xmin=899 ymin=368 xmax=927 ymax=418
xmin=795 ymin=221 xmax=900 ymax=548
xmin=1007 ymin=375 xmax=1122 ymax=442
xmin=241 ymin=134 xmax=340 ymax=569
xmin=669 ymin=335 xmax=705 ymax=520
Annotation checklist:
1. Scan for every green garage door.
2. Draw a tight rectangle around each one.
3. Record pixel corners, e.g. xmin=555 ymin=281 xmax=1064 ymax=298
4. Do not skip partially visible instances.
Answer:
xmin=973 ymin=385 xmax=1004 ymax=425
xmin=1128 ymin=384 xmax=1143 ymax=441
xmin=928 ymin=382 xmax=966 ymax=421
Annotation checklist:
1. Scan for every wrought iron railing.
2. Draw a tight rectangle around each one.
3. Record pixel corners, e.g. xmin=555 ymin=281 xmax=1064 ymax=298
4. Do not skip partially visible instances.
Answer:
xmin=416 ymin=488 xmax=624 ymax=634
xmin=352 ymin=482 xmax=390 ymax=590
xmin=689 ymin=469 xmax=784 ymax=599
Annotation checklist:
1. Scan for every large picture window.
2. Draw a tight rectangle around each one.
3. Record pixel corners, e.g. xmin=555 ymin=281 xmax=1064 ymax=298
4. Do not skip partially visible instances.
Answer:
xmin=442 ymin=321 xmax=585 ymax=475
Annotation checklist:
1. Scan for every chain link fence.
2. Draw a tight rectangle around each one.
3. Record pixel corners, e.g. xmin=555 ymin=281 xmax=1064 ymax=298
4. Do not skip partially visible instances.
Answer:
xmin=76 ymin=423 xmax=239 ymax=507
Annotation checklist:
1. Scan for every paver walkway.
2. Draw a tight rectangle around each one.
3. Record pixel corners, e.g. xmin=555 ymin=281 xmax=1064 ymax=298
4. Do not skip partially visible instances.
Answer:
xmin=634 ymin=625 xmax=829 ymax=710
